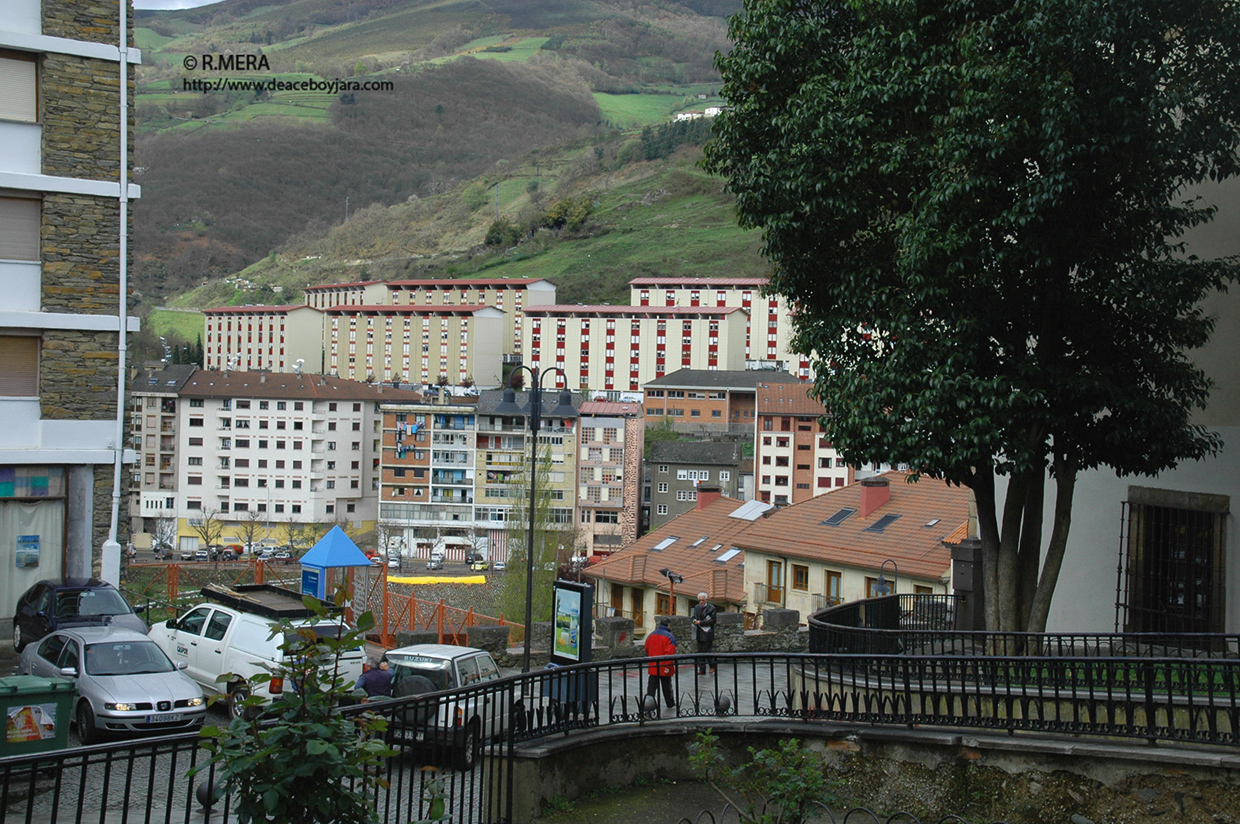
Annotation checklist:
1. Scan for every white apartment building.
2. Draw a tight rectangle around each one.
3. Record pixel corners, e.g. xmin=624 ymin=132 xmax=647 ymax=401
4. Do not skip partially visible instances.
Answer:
xmin=522 ymin=306 xmax=749 ymax=395
xmin=324 ymin=305 xmax=505 ymax=387
xmin=128 ymin=364 xmax=196 ymax=533
xmin=203 ymin=304 xmax=325 ymax=373
xmin=303 ymin=280 xmax=387 ymax=309
xmin=172 ymin=371 xmax=419 ymax=551
xmin=2 ymin=0 xmax=140 ymax=625
xmin=628 ymin=277 xmax=811 ymax=379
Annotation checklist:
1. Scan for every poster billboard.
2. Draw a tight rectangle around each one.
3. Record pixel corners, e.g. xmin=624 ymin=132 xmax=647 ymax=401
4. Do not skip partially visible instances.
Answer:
xmin=550 ymin=579 xmax=593 ymax=664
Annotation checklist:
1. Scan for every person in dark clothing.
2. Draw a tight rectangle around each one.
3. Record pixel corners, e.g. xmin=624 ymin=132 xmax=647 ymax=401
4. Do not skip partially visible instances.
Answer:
xmin=690 ymin=592 xmax=718 ymax=674
xmin=356 ymin=659 xmax=393 ymax=699
xmin=644 ymin=617 xmax=677 ymax=709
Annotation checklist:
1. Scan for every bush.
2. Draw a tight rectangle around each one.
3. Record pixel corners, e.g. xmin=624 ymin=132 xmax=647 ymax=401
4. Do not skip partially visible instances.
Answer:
xmin=689 ymin=730 xmax=838 ymax=824
xmin=193 ymin=593 xmax=393 ymax=824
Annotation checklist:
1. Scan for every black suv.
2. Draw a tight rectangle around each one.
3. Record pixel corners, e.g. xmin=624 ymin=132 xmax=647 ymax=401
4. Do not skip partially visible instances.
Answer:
xmin=12 ymin=578 xmax=147 ymax=652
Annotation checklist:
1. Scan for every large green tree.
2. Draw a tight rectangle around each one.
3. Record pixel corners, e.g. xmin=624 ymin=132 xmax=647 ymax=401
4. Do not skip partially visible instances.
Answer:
xmin=704 ymin=0 xmax=1240 ymax=632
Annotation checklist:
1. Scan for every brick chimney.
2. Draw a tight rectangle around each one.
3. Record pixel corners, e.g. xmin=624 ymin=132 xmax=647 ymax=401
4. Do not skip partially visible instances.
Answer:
xmin=859 ymin=477 xmax=890 ymax=517
xmin=696 ymin=485 xmax=722 ymax=510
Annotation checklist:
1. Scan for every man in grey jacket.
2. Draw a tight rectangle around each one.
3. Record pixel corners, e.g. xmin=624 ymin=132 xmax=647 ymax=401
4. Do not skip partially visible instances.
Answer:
xmin=690 ymin=592 xmax=717 ymax=674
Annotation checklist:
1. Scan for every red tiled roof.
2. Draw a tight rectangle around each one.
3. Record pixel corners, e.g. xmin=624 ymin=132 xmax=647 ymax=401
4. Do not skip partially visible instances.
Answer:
xmin=303 ymin=281 xmax=384 ymax=292
xmin=179 ymin=370 xmax=423 ymax=402
xmin=579 ymin=401 xmax=643 ymax=416
xmin=584 ymin=496 xmax=766 ymax=604
xmin=736 ymin=473 xmax=969 ymax=581
xmin=755 ymin=382 xmax=827 ymax=417
xmin=203 ymin=305 xmax=313 ymax=315
xmin=321 ymin=304 xmax=498 ymax=315
xmin=628 ymin=277 xmax=769 ymax=287
xmin=385 ymin=278 xmax=546 ymax=288
xmin=526 ymin=306 xmax=745 ymax=316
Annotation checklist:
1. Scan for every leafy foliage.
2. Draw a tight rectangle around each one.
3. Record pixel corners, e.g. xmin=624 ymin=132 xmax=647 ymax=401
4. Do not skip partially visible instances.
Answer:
xmin=640 ymin=118 xmax=713 ymax=161
xmin=195 ymin=594 xmax=393 ymax=824
xmin=689 ymin=730 xmax=836 ymax=824
xmin=704 ymin=0 xmax=1240 ymax=632
xmin=501 ymin=448 xmax=567 ymax=628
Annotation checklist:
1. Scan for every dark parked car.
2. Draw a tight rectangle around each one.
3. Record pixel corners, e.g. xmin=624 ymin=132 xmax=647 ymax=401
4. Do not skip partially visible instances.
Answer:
xmin=12 ymin=578 xmax=147 ymax=652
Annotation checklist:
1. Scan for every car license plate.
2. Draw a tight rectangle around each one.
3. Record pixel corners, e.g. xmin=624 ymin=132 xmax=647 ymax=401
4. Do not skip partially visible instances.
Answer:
xmin=146 ymin=713 xmax=182 ymax=723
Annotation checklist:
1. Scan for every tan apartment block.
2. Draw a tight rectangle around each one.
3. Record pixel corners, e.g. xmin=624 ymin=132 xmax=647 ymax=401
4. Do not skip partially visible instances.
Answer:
xmin=204 ymin=304 xmax=325 ymax=373
xmin=628 ymin=277 xmax=810 ymax=379
xmin=577 ymin=401 xmax=645 ymax=556
xmin=523 ymin=306 xmax=749 ymax=395
xmin=303 ymin=280 xmax=388 ymax=309
xmin=324 ymin=305 xmax=504 ymax=387
xmin=384 ymin=278 xmax=556 ymax=356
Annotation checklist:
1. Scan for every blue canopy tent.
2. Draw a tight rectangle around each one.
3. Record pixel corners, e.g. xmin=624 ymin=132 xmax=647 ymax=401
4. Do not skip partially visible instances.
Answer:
xmin=300 ymin=525 xmax=373 ymax=601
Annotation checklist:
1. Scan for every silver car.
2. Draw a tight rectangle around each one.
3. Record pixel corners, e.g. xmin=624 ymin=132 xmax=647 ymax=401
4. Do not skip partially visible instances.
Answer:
xmin=19 ymin=627 xmax=207 ymax=745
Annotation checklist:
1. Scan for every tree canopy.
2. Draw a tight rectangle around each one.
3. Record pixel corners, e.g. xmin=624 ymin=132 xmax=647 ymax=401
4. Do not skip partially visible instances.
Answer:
xmin=704 ymin=0 xmax=1240 ymax=632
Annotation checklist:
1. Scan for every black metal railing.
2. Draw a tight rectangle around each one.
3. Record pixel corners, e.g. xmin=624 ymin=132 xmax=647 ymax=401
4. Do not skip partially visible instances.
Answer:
xmin=808 ymin=594 xmax=1240 ymax=658
xmin=4 ymin=649 xmax=1240 ymax=823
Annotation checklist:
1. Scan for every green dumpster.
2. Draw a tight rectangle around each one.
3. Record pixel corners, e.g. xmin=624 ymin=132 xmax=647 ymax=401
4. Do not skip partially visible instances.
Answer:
xmin=0 ymin=676 xmax=77 ymax=757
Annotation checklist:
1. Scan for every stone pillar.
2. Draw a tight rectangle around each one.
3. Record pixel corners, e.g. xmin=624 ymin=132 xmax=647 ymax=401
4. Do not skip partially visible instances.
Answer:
xmin=761 ymin=608 xmax=799 ymax=632
xmin=467 ymin=624 xmax=511 ymax=660
xmin=714 ymin=611 xmax=746 ymax=652
xmin=66 ymin=465 xmax=95 ymax=579
xmin=596 ymin=616 xmax=635 ymax=650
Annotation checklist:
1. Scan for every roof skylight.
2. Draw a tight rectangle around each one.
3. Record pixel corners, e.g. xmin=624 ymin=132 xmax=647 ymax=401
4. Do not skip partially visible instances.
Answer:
xmin=715 ymin=548 xmax=741 ymax=563
xmin=652 ymin=536 xmax=679 ymax=551
xmin=865 ymin=514 xmax=901 ymax=533
xmin=821 ymin=507 xmax=856 ymax=527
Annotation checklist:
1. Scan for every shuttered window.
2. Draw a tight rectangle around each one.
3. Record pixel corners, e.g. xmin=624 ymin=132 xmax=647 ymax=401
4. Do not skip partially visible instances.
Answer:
xmin=0 ymin=53 xmax=38 ymax=123
xmin=0 ymin=197 xmax=40 ymax=261
xmin=0 ymin=336 xmax=39 ymax=396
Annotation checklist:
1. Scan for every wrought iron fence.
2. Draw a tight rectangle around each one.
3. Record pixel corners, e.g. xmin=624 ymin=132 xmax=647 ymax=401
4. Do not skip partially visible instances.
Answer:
xmin=808 ymin=594 xmax=1240 ymax=658
xmin=4 ymin=650 xmax=1239 ymax=823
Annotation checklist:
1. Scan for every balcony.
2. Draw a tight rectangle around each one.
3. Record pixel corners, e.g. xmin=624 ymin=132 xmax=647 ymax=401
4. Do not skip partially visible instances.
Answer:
xmin=431 ymin=493 xmax=474 ymax=505
xmin=754 ymin=582 xmax=783 ymax=606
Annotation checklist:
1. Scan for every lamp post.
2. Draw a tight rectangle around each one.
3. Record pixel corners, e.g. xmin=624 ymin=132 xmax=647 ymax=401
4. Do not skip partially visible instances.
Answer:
xmin=493 ymin=366 xmax=576 ymax=672
xmin=659 ymin=567 xmax=684 ymax=615
xmin=874 ymin=558 xmax=899 ymax=596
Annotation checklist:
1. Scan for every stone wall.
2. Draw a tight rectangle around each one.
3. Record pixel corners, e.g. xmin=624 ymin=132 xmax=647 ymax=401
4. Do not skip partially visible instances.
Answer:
xmin=40 ymin=330 xmax=120 ymax=420
xmin=620 ymin=416 xmax=642 ymax=545
xmin=501 ymin=720 xmax=1240 ymax=824
xmin=42 ymin=0 xmax=135 ymax=46
xmin=41 ymin=56 xmax=135 ymax=183
xmin=590 ymin=608 xmax=808 ymax=660
xmin=42 ymin=195 xmax=122 ymax=314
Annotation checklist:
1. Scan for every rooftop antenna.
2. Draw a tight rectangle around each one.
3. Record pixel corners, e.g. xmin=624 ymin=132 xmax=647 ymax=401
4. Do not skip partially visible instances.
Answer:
xmin=225 ymin=354 xmax=238 ymax=376
xmin=294 ymin=358 xmax=305 ymax=376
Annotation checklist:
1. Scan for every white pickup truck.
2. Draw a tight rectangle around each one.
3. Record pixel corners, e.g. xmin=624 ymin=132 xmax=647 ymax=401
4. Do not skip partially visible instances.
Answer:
xmin=384 ymin=644 xmax=516 ymax=770
xmin=148 ymin=584 xmax=364 ymax=719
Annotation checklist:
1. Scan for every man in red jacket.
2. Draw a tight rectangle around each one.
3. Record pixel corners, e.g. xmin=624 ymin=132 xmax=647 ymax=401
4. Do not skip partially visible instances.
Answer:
xmin=644 ymin=616 xmax=677 ymax=710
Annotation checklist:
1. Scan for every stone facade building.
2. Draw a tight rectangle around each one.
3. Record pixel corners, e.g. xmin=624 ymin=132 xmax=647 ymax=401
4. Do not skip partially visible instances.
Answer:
xmin=576 ymin=401 xmax=644 ymax=556
xmin=647 ymin=441 xmax=745 ymax=530
xmin=1 ymin=0 xmax=140 ymax=631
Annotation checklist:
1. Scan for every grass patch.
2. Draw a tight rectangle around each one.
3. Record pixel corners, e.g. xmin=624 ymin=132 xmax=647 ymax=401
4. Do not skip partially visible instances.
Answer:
xmin=147 ymin=308 xmax=205 ymax=343
xmin=594 ymin=92 xmax=680 ymax=128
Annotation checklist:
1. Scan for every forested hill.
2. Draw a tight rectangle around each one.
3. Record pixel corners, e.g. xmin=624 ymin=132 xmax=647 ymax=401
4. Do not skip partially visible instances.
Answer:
xmin=132 ymin=0 xmax=743 ymax=308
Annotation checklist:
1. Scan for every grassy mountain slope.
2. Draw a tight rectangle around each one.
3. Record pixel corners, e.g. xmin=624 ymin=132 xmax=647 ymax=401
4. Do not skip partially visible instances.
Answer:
xmin=132 ymin=0 xmax=738 ymax=309
xmin=146 ymin=138 xmax=766 ymax=349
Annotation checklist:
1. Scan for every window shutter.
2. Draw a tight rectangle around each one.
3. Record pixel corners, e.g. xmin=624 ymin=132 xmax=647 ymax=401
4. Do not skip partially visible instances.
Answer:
xmin=0 ymin=336 xmax=39 ymax=396
xmin=0 ymin=197 xmax=40 ymax=261
xmin=0 ymin=55 xmax=37 ymax=122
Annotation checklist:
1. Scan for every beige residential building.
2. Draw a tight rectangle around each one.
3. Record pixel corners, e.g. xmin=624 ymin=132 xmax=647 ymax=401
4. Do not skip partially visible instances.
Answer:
xmin=303 ymin=280 xmax=387 ymax=309
xmin=203 ymin=305 xmax=325 ymax=373
xmin=628 ymin=277 xmax=810 ymax=379
xmin=325 ymin=305 xmax=505 ymax=387
xmin=522 ymin=306 xmax=749 ymax=395
xmin=384 ymin=278 xmax=556 ymax=355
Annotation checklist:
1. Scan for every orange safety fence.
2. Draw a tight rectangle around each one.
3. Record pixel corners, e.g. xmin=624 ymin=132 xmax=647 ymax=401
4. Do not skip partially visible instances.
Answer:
xmin=124 ymin=560 xmax=523 ymax=648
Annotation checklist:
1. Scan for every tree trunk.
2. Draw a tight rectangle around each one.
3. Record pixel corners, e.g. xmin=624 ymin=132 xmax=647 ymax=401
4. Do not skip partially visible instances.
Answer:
xmin=971 ymin=469 xmax=1002 ymax=635
xmin=996 ymin=470 xmax=1031 ymax=633
xmin=1025 ymin=454 xmax=1078 ymax=634
xmin=1016 ymin=471 xmax=1045 ymax=635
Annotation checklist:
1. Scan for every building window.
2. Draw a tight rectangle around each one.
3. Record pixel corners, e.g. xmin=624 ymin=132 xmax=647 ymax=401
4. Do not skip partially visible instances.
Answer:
xmin=826 ymin=571 xmax=841 ymax=603
xmin=792 ymin=564 xmax=809 ymax=591
xmin=656 ymin=593 xmax=671 ymax=616
xmin=657 ymin=483 xmax=668 ymax=493
xmin=1120 ymin=487 xmax=1229 ymax=635
xmin=0 ymin=336 xmax=39 ymax=396
xmin=657 ymin=504 xmax=668 ymax=515
xmin=659 ymin=465 xmax=668 ymax=474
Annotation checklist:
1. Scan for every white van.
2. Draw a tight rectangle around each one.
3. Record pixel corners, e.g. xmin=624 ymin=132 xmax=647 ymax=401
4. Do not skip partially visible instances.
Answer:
xmin=148 ymin=584 xmax=364 ymax=718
